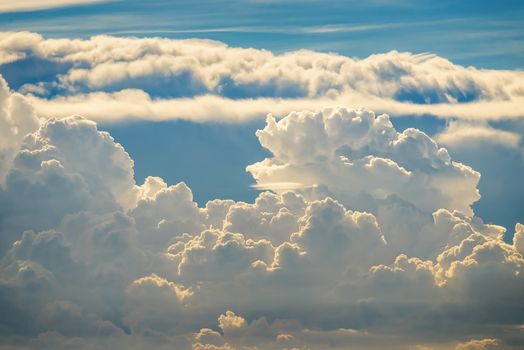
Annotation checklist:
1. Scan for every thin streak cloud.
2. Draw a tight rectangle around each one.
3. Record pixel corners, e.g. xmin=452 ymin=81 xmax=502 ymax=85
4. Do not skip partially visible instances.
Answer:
xmin=0 ymin=0 xmax=110 ymax=13
xmin=25 ymin=90 xmax=524 ymax=123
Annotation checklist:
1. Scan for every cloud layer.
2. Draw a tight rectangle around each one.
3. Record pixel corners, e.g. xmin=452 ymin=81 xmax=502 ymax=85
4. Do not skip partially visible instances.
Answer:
xmin=1 ymin=31 xmax=524 ymax=123
xmin=0 ymin=75 xmax=523 ymax=349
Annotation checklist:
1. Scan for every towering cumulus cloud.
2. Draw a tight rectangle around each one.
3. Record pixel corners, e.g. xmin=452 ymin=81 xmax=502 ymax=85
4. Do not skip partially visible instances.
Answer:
xmin=0 ymin=77 xmax=40 ymax=183
xmin=248 ymin=107 xmax=480 ymax=215
xmin=0 ymin=73 xmax=523 ymax=349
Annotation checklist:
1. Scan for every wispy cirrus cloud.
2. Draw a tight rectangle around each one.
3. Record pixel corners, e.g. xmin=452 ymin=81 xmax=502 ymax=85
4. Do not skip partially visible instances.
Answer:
xmin=0 ymin=0 xmax=110 ymax=13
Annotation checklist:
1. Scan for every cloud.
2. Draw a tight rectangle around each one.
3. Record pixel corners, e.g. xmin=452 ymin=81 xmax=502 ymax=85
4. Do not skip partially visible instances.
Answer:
xmin=1 ymin=32 xmax=524 ymax=123
xmin=0 ymin=75 xmax=523 ymax=349
xmin=432 ymin=119 xmax=524 ymax=232
xmin=23 ymin=88 xmax=524 ymax=124
xmin=124 ymin=274 xmax=191 ymax=334
xmin=455 ymin=338 xmax=501 ymax=350
xmin=514 ymin=223 xmax=524 ymax=256
xmin=436 ymin=120 xmax=521 ymax=149
xmin=0 ymin=0 xmax=109 ymax=13
xmin=0 ymin=76 xmax=40 ymax=182
xmin=248 ymin=107 xmax=480 ymax=215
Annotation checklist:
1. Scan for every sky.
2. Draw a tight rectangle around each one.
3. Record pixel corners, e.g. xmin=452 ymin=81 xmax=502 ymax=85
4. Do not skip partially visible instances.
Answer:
xmin=0 ymin=1 xmax=524 ymax=349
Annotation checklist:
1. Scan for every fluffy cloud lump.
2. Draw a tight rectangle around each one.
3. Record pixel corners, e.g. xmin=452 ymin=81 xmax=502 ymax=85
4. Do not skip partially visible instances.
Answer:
xmin=0 ymin=76 xmax=523 ymax=349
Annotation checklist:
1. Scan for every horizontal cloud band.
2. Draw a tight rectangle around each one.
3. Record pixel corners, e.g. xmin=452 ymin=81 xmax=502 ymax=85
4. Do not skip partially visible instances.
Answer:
xmin=1 ymin=31 xmax=524 ymax=123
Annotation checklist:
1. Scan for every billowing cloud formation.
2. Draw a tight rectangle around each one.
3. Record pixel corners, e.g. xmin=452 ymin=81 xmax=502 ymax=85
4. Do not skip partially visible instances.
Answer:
xmin=248 ymin=107 xmax=480 ymax=215
xmin=1 ymin=31 xmax=524 ymax=122
xmin=0 ymin=77 xmax=40 ymax=182
xmin=0 ymin=76 xmax=523 ymax=349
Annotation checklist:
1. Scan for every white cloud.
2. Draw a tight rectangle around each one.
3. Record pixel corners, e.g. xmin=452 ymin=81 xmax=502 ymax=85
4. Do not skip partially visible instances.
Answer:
xmin=131 ymin=181 xmax=206 ymax=250
xmin=0 ymin=76 xmax=40 ymax=183
xmin=0 ymin=0 xmax=109 ymax=13
xmin=436 ymin=120 xmax=521 ymax=149
xmin=1 ymin=32 xmax=524 ymax=123
xmin=0 ymin=75 xmax=523 ymax=349
xmin=514 ymin=223 xmax=524 ymax=256
xmin=125 ymin=274 xmax=191 ymax=334
xmin=455 ymin=338 xmax=500 ymax=350
xmin=248 ymin=107 xmax=480 ymax=215
xmin=22 ymin=88 xmax=524 ymax=124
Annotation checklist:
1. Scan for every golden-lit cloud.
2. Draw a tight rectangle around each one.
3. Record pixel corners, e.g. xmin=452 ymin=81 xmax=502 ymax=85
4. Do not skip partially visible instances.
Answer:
xmin=0 ymin=0 xmax=109 ymax=13
xmin=2 ymin=32 xmax=524 ymax=123
xmin=0 ymin=36 xmax=523 ymax=349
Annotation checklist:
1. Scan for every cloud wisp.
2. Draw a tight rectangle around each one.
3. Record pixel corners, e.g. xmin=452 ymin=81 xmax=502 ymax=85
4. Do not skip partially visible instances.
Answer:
xmin=1 ymin=75 xmax=523 ymax=349
xmin=436 ymin=120 xmax=522 ymax=149
xmin=0 ymin=0 xmax=109 ymax=13
xmin=1 ymin=31 xmax=524 ymax=123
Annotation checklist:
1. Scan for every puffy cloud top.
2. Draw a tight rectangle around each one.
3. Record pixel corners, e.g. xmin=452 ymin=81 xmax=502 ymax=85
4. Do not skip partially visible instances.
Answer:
xmin=249 ymin=107 xmax=480 ymax=215
xmin=0 ymin=66 xmax=523 ymax=350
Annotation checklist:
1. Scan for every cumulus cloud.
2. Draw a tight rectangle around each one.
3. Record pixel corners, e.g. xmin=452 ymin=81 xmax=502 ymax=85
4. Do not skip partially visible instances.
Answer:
xmin=0 ymin=75 xmax=523 ymax=349
xmin=514 ymin=223 xmax=524 ymax=256
xmin=1 ymin=32 xmax=524 ymax=123
xmin=0 ymin=76 xmax=40 ymax=182
xmin=248 ymin=107 xmax=480 ymax=215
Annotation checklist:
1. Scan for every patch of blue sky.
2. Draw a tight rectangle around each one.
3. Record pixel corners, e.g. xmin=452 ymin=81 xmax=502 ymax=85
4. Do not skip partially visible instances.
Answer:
xmin=102 ymin=119 xmax=269 ymax=204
